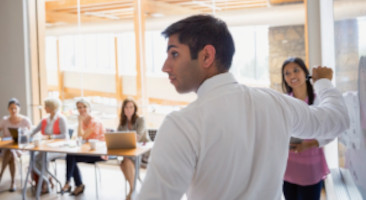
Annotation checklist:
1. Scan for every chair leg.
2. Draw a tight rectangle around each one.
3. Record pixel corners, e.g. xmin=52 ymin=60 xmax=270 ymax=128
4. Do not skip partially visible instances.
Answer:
xmin=19 ymin=156 xmax=23 ymax=188
xmin=125 ymin=179 xmax=128 ymax=196
xmin=94 ymin=163 xmax=99 ymax=199
xmin=54 ymin=161 xmax=57 ymax=177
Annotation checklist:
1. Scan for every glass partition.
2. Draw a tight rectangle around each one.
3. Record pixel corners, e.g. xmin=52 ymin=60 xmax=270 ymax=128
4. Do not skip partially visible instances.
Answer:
xmin=334 ymin=0 xmax=366 ymax=197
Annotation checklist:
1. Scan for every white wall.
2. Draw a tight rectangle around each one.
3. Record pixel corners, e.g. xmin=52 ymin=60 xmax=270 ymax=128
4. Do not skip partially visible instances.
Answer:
xmin=0 ymin=0 xmax=32 ymax=119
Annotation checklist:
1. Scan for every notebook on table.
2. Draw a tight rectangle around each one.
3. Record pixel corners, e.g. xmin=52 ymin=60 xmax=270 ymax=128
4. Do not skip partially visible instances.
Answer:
xmin=105 ymin=131 xmax=137 ymax=149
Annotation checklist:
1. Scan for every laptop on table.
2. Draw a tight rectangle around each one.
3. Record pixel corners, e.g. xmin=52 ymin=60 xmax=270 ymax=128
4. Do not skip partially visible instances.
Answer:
xmin=105 ymin=131 xmax=137 ymax=149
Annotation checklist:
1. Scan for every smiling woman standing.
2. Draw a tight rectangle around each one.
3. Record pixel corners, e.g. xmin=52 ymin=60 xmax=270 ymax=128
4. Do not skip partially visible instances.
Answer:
xmin=281 ymin=57 xmax=332 ymax=200
xmin=0 ymin=98 xmax=32 ymax=192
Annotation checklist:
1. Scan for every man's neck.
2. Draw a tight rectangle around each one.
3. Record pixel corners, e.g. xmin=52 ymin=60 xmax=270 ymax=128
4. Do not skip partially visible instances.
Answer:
xmin=195 ymin=68 xmax=227 ymax=93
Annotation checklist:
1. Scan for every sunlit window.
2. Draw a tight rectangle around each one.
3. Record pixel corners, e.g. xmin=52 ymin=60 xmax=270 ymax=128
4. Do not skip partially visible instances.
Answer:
xmin=230 ymin=26 xmax=269 ymax=87
xmin=58 ymin=34 xmax=115 ymax=73
xmin=116 ymin=32 xmax=136 ymax=75
xmin=145 ymin=30 xmax=167 ymax=76
xmin=45 ymin=36 xmax=58 ymax=70
xmin=358 ymin=16 xmax=366 ymax=56
xmin=59 ymin=35 xmax=76 ymax=70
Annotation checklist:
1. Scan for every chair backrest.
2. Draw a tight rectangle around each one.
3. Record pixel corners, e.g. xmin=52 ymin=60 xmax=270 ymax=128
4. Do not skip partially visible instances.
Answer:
xmin=148 ymin=129 xmax=157 ymax=141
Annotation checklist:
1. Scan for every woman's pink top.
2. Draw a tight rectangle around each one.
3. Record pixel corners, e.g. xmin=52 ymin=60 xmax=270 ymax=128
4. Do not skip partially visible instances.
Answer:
xmin=0 ymin=115 xmax=31 ymax=137
xmin=81 ymin=116 xmax=105 ymax=141
xmin=284 ymin=95 xmax=330 ymax=185
xmin=81 ymin=116 xmax=107 ymax=160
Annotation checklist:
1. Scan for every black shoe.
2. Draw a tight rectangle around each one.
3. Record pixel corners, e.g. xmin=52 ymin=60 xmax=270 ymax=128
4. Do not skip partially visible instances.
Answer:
xmin=9 ymin=185 xmax=16 ymax=192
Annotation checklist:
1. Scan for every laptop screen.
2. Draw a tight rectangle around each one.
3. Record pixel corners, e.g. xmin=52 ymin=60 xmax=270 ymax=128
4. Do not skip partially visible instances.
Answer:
xmin=8 ymin=128 xmax=19 ymax=143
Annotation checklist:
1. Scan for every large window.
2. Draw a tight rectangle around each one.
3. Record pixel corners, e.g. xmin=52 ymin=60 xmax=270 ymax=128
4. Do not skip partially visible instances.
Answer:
xmin=45 ymin=36 xmax=58 ymax=70
xmin=116 ymin=32 xmax=137 ymax=75
xmin=230 ymin=26 xmax=269 ymax=86
xmin=145 ymin=30 xmax=167 ymax=76
xmin=58 ymin=34 xmax=115 ymax=73
xmin=359 ymin=17 xmax=366 ymax=56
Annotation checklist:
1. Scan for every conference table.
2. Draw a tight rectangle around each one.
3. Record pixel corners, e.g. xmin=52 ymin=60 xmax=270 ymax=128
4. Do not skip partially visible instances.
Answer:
xmin=0 ymin=139 xmax=153 ymax=200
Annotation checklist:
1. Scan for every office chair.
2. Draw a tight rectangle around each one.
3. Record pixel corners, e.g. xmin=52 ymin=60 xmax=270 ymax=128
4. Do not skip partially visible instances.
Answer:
xmin=148 ymin=129 xmax=157 ymax=142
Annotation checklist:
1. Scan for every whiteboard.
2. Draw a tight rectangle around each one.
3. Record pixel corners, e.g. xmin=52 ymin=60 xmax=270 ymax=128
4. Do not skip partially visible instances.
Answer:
xmin=340 ymin=56 xmax=366 ymax=198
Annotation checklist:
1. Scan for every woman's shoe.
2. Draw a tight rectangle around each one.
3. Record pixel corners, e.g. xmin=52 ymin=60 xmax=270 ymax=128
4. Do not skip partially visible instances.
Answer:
xmin=9 ymin=182 xmax=16 ymax=192
xmin=126 ymin=190 xmax=133 ymax=200
xmin=49 ymin=177 xmax=54 ymax=189
xmin=41 ymin=182 xmax=49 ymax=195
xmin=71 ymin=184 xmax=85 ymax=196
xmin=41 ymin=188 xmax=50 ymax=195
xmin=61 ymin=182 xmax=72 ymax=194
xmin=125 ymin=193 xmax=132 ymax=200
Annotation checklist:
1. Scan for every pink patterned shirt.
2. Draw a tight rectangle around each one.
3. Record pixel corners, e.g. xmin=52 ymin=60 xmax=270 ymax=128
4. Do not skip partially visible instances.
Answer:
xmin=81 ymin=116 xmax=105 ymax=141
xmin=284 ymin=94 xmax=330 ymax=185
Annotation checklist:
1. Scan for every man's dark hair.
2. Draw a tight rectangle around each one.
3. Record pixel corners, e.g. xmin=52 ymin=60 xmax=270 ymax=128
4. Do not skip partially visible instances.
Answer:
xmin=162 ymin=15 xmax=235 ymax=72
xmin=281 ymin=57 xmax=315 ymax=105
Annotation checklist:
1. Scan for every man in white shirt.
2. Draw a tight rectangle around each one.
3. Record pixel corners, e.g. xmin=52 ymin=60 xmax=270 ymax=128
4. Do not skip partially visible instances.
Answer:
xmin=137 ymin=15 xmax=349 ymax=200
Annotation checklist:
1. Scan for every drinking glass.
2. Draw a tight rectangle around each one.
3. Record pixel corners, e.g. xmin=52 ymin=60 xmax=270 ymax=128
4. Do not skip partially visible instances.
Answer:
xmin=18 ymin=128 xmax=29 ymax=148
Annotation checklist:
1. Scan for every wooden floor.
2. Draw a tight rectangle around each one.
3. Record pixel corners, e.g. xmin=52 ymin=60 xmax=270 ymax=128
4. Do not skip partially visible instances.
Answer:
xmin=0 ymin=154 xmax=326 ymax=200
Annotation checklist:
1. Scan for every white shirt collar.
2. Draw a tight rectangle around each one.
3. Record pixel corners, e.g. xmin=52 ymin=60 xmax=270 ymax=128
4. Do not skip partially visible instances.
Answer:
xmin=197 ymin=72 xmax=237 ymax=98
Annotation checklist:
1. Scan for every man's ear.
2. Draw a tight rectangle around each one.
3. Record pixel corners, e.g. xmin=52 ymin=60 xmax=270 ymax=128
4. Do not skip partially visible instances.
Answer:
xmin=200 ymin=45 xmax=216 ymax=69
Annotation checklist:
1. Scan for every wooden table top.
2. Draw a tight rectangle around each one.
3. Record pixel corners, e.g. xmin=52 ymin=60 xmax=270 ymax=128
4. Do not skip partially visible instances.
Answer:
xmin=0 ymin=139 xmax=153 ymax=157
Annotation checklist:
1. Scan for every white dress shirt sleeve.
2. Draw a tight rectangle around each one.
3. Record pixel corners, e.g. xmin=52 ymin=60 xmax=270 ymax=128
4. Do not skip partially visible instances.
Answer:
xmin=316 ymin=138 xmax=334 ymax=147
xmin=137 ymin=113 xmax=197 ymax=200
xmin=289 ymin=79 xmax=350 ymax=140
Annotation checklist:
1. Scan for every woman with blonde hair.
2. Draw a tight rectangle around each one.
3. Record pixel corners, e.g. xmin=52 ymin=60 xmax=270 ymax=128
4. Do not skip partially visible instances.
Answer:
xmin=118 ymin=98 xmax=149 ymax=200
xmin=31 ymin=97 xmax=68 ymax=193
xmin=0 ymin=98 xmax=32 ymax=192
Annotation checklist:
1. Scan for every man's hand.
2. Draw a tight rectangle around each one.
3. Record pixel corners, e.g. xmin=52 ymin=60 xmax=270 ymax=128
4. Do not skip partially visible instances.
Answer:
xmin=312 ymin=66 xmax=333 ymax=82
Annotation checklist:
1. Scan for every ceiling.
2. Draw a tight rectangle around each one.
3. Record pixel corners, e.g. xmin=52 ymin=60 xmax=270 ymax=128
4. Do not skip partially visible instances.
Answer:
xmin=45 ymin=0 xmax=303 ymax=26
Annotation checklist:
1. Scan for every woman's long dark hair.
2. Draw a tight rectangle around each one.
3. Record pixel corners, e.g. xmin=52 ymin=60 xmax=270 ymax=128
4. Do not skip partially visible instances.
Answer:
xmin=281 ymin=57 xmax=314 ymax=105
xmin=119 ymin=98 xmax=139 ymax=127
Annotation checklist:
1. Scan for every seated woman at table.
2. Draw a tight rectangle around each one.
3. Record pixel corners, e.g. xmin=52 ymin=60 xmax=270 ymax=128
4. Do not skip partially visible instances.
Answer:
xmin=61 ymin=98 xmax=106 ymax=196
xmin=30 ymin=97 xmax=68 ymax=193
xmin=118 ymin=98 xmax=149 ymax=200
xmin=0 ymin=98 xmax=32 ymax=192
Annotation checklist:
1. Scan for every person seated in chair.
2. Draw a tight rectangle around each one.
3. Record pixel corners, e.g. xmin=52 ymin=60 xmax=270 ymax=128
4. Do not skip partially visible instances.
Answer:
xmin=61 ymin=98 xmax=106 ymax=196
xmin=31 ymin=97 xmax=68 ymax=194
xmin=0 ymin=98 xmax=32 ymax=192
xmin=117 ymin=98 xmax=150 ymax=200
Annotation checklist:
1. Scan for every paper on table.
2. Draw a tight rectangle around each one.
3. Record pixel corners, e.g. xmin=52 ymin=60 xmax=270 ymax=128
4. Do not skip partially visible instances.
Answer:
xmin=46 ymin=141 xmax=67 ymax=148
